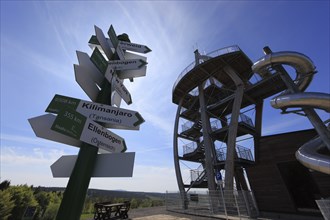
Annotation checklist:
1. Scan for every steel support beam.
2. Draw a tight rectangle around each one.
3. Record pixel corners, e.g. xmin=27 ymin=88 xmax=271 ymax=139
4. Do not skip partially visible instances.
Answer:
xmin=198 ymin=83 xmax=217 ymax=192
xmin=254 ymin=100 xmax=263 ymax=163
xmin=173 ymin=98 xmax=188 ymax=209
xmin=223 ymin=65 xmax=244 ymax=190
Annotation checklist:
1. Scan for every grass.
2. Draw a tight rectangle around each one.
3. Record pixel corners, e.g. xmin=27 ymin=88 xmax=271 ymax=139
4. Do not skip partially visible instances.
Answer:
xmin=80 ymin=213 xmax=94 ymax=220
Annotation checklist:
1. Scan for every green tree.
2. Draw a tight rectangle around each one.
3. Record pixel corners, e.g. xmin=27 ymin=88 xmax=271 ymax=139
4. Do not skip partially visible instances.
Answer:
xmin=140 ymin=199 xmax=152 ymax=208
xmin=0 ymin=189 xmax=15 ymax=220
xmin=0 ymin=180 xmax=11 ymax=191
xmin=130 ymin=198 xmax=139 ymax=209
xmin=42 ymin=203 xmax=60 ymax=220
xmin=8 ymin=185 xmax=38 ymax=220
xmin=34 ymin=191 xmax=51 ymax=217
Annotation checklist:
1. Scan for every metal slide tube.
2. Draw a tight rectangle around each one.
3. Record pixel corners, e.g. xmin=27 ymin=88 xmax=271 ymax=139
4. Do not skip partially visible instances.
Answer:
xmin=252 ymin=51 xmax=315 ymax=92
xmin=296 ymin=137 xmax=330 ymax=174
xmin=252 ymin=50 xmax=330 ymax=175
xmin=271 ymin=92 xmax=330 ymax=112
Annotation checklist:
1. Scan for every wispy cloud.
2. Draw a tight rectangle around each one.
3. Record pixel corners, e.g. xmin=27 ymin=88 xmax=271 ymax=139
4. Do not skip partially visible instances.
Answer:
xmin=1 ymin=145 xmax=64 ymax=166
xmin=1 ymin=37 xmax=74 ymax=83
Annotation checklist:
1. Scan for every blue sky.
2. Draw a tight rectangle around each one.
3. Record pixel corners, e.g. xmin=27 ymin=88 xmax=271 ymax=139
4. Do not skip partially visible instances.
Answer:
xmin=1 ymin=1 xmax=329 ymax=193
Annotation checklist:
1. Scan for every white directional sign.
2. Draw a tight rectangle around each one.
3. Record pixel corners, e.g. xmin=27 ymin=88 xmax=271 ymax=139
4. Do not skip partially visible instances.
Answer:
xmin=51 ymin=108 xmax=127 ymax=153
xmin=105 ymin=69 xmax=132 ymax=105
xmin=76 ymin=51 xmax=103 ymax=86
xmin=118 ymin=66 xmax=147 ymax=80
xmin=74 ymin=64 xmax=100 ymax=102
xmin=51 ymin=152 xmax=135 ymax=178
xmin=118 ymin=52 xmax=148 ymax=79
xmin=108 ymin=59 xmax=147 ymax=71
xmin=95 ymin=25 xmax=113 ymax=60
xmin=46 ymin=94 xmax=144 ymax=130
xmin=88 ymin=37 xmax=151 ymax=54
xmin=119 ymin=41 xmax=152 ymax=54
xmin=28 ymin=114 xmax=82 ymax=147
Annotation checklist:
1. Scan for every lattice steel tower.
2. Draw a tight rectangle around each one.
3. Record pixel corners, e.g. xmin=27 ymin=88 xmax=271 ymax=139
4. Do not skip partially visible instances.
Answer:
xmin=172 ymin=45 xmax=330 ymax=216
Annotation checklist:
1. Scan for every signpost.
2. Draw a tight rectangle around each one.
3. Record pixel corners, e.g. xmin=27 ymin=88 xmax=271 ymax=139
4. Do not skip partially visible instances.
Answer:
xmin=28 ymin=24 xmax=150 ymax=220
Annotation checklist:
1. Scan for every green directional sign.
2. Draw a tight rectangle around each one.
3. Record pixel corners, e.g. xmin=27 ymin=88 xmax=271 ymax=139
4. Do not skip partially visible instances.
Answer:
xmin=51 ymin=107 xmax=126 ymax=153
xmin=108 ymin=25 xmax=119 ymax=48
xmin=46 ymin=95 xmax=80 ymax=113
xmin=46 ymin=94 xmax=144 ymax=130
xmin=88 ymin=35 xmax=99 ymax=45
xmin=90 ymin=47 xmax=108 ymax=74
xmin=51 ymin=108 xmax=86 ymax=140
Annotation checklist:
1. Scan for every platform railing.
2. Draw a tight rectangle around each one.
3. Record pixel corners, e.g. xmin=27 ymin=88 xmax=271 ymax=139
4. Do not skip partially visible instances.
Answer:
xmin=173 ymin=45 xmax=241 ymax=93
xmin=211 ymin=113 xmax=254 ymax=131
xmin=217 ymin=145 xmax=254 ymax=162
xmin=181 ymin=121 xmax=194 ymax=132
xmin=182 ymin=142 xmax=198 ymax=155
xmin=190 ymin=169 xmax=206 ymax=182
xmin=239 ymin=113 xmax=254 ymax=127
xmin=165 ymin=190 xmax=259 ymax=219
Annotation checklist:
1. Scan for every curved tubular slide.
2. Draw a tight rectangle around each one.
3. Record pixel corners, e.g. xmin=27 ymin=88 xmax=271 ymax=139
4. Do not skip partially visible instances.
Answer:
xmin=296 ymin=137 xmax=330 ymax=175
xmin=271 ymin=92 xmax=330 ymax=113
xmin=252 ymin=51 xmax=330 ymax=175
xmin=252 ymin=51 xmax=316 ymax=92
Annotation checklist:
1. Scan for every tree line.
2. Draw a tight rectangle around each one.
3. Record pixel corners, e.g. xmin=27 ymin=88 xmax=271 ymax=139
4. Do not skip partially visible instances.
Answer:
xmin=0 ymin=180 xmax=164 ymax=220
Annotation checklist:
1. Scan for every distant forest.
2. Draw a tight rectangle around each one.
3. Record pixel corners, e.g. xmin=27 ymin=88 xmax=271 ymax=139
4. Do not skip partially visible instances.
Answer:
xmin=0 ymin=180 xmax=165 ymax=220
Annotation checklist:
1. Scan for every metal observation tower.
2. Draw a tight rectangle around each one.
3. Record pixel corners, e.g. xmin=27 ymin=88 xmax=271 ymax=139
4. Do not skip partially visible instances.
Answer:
xmin=172 ymin=45 xmax=330 ymax=213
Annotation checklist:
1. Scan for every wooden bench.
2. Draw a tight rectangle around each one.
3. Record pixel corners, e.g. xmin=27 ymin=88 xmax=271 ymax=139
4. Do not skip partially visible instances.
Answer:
xmin=93 ymin=201 xmax=130 ymax=219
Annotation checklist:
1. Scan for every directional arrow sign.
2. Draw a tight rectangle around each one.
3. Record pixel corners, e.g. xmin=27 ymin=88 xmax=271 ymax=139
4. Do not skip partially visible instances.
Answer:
xmin=46 ymin=94 xmax=144 ymax=130
xmin=51 ymin=152 xmax=135 ymax=178
xmin=51 ymin=108 xmax=126 ymax=152
xmin=118 ymin=66 xmax=147 ymax=80
xmin=76 ymin=51 xmax=103 ymax=86
xmin=74 ymin=64 xmax=100 ymax=102
xmin=95 ymin=25 xmax=113 ymax=60
xmin=105 ymin=70 xmax=132 ymax=105
xmin=29 ymin=114 xmax=82 ymax=147
xmin=119 ymin=41 xmax=152 ymax=54
xmin=108 ymin=59 xmax=147 ymax=71
xmin=88 ymin=36 xmax=151 ymax=54
xmin=118 ymin=52 xmax=148 ymax=79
